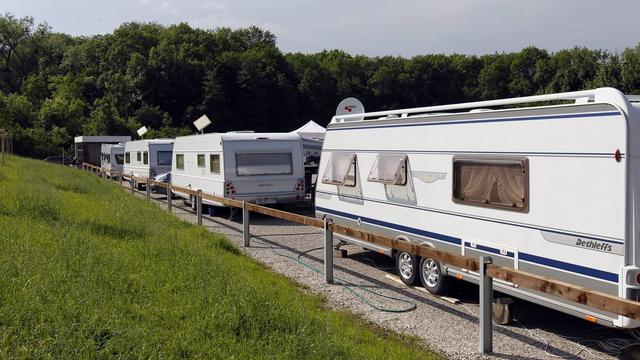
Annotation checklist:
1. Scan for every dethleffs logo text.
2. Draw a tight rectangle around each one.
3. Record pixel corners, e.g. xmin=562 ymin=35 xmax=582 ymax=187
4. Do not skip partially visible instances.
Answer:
xmin=576 ymin=238 xmax=613 ymax=252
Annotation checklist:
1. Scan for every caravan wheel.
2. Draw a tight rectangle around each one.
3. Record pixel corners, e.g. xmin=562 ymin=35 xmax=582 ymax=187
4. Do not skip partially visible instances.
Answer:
xmin=396 ymin=251 xmax=420 ymax=285
xmin=419 ymin=258 xmax=450 ymax=295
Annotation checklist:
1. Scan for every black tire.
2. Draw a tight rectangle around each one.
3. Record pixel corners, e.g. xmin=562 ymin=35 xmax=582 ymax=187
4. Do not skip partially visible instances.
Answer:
xmin=396 ymin=251 xmax=420 ymax=285
xmin=419 ymin=257 xmax=450 ymax=295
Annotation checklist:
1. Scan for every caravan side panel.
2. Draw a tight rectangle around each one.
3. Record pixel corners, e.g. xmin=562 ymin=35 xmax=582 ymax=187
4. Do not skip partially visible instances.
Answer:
xmin=316 ymin=103 xmax=630 ymax=326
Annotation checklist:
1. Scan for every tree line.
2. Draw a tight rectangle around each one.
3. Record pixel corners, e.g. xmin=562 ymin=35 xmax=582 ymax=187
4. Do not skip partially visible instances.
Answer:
xmin=1 ymin=13 xmax=639 ymax=158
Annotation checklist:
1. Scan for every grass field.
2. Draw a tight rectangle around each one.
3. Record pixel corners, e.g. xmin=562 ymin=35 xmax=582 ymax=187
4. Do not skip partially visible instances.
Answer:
xmin=0 ymin=156 xmax=441 ymax=359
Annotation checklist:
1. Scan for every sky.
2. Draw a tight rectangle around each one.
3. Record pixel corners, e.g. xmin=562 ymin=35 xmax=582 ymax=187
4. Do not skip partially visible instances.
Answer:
xmin=3 ymin=0 xmax=640 ymax=57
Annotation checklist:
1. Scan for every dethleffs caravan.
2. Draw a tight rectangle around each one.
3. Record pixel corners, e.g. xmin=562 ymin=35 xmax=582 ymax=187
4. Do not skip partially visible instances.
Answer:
xmin=123 ymin=139 xmax=174 ymax=188
xmin=100 ymin=143 xmax=125 ymax=178
xmin=315 ymin=87 xmax=640 ymax=328
xmin=171 ymin=132 xmax=306 ymax=208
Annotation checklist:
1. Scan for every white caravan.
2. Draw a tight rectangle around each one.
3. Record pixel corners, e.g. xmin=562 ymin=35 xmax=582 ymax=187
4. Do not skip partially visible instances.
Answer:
xmin=100 ymin=143 xmax=125 ymax=178
xmin=123 ymin=139 xmax=174 ymax=188
xmin=171 ymin=132 xmax=305 ymax=207
xmin=315 ymin=87 xmax=640 ymax=328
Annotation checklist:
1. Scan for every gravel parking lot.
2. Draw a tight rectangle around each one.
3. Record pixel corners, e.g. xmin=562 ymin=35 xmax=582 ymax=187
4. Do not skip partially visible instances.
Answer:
xmin=136 ymin=186 xmax=640 ymax=359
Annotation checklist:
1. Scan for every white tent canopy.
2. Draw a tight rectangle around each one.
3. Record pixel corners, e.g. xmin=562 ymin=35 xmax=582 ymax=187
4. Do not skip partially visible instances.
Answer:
xmin=291 ymin=120 xmax=326 ymax=140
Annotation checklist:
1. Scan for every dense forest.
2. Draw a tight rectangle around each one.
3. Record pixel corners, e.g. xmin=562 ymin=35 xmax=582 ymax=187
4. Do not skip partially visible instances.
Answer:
xmin=1 ymin=13 xmax=640 ymax=158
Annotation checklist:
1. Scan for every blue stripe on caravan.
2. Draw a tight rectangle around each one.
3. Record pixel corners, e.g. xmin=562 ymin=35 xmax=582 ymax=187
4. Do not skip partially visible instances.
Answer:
xmin=519 ymin=252 xmax=618 ymax=283
xmin=328 ymin=111 xmax=621 ymax=132
xmin=316 ymin=206 xmax=461 ymax=245
xmin=316 ymin=206 xmax=618 ymax=283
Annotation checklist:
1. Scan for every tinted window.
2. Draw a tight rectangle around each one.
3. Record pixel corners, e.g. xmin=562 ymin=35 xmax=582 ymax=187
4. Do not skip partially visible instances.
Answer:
xmin=210 ymin=154 xmax=220 ymax=174
xmin=197 ymin=154 xmax=205 ymax=167
xmin=115 ymin=154 xmax=124 ymax=165
xmin=321 ymin=152 xmax=356 ymax=187
xmin=453 ymin=158 xmax=528 ymax=212
xmin=125 ymin=152 xmax=130 ymax=164
xmin=143 ymin=151 xmax=148 ymax=165
xmin=157 ymin=151 xmax=172 ymax=165
xmin=367 ymin=154 xmax=407 ymax=185
xmin=236 ymin=153 xmax=292 ymax=176
xmin=176 ymin=154 xmax=184 ymax=170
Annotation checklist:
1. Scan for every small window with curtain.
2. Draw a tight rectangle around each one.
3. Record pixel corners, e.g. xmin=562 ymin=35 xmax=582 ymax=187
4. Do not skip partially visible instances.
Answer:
xmin=210 ymin=154 xmax=220 ymax=174
xmin=125 ymin=152 xmax=130 ymax=164
xmin=143 ymin=151 xmax=148 ymax=165
xmin=452 ymin=157 xmax=528 ymax=212
xmin=367 ymin=154 xmax=407 ymax=185
xmin=137 ymin=152 xmax=141 ymax=162
xmin=197 ymin=154 xmax=205 ymax=168
xmin=321 ymin=152 xmax=356 ymax=187
xmin=175 ymin=154 xmax=184 ymax=170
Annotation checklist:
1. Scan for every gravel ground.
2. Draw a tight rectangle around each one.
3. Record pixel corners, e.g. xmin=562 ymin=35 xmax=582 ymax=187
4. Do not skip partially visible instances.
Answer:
xmin=132 ymin=186 xmax=640 ymax=359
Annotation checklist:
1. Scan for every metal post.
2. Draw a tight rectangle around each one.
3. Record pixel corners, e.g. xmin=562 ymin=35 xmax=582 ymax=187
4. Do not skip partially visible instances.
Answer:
xmin=130 ymin=177 xmax=135 ymax=195
xmin=146 ymin=180 xmax=151 ymax=200
xmin=196 ymin=190 xmax=203 ymax=226
xmin=167 ymin=184 xmax=172 ymax=213
xmin=242 ymin=201 xmax=250 ymax=247
xmin=324 ymin=219 xmax=334 ymax=283
xmin=479 ymin=256 xmax=494 ymax=354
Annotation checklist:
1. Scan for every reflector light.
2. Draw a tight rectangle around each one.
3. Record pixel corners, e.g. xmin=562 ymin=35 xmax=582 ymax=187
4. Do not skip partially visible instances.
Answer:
xmin=585 ymin=315 xmax=598 ymax=323
xmin=636 ymin=273 xmax=640 ymax=285
xmin=615 ymin=149 xmax=622 ymax=162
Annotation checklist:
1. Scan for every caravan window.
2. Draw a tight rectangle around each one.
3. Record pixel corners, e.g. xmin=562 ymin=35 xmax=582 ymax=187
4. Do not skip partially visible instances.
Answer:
xmin=197 ymin=154 xmax=205 ymax=168
xmin=115 ymin=154 xmax=124 ymax=165
xmin=210 ymin=154 xmax=220 ymax=174
xmin=137 ymin=152 xmax=141 ymax=162
xmin=143 ymin=151 xmax=148 ymax=165
xmin=125 ymin=152 xmax=130 ymax=164
xmin=157 ymin=151 xmax=172 ymax=165
xmin=175 ymin=154 xmax=184 ymax=170
xmin=321 ymin=153 xmax=356 ymax=187
xmin=236 ymin=153 xmax=293 ymax=176
xmin=367 ymin=154 xmax=407 ymax=185
xmin=452 ymin=158 xmax=528 ymax=212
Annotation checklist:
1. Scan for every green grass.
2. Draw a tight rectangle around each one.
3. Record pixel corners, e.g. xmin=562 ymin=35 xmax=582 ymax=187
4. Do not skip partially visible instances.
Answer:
xmin=0 ymin=156 xmax=442 ymax=359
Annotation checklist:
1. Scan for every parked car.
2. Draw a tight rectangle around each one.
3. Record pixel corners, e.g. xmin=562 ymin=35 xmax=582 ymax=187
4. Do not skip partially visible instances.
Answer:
xmin=44 ymin=156 xmax=73 ymax=165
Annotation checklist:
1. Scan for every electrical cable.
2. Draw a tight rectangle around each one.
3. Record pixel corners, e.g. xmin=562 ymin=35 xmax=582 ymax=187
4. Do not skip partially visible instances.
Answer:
xmin=252 ymin=238 xmax=416 ymax=313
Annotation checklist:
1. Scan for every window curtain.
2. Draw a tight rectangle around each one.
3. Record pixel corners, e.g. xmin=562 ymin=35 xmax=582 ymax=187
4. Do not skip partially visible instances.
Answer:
xmin=456 ymin=162 xmax=525 ymax=208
